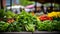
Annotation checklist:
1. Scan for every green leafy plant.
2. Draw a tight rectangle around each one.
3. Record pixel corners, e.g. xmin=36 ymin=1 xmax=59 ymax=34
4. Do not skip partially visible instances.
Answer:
xmin=18 ymin=10 xmax=37 ymax=25
xmin=37 ymin=20 xmax=54 ymax=31
xmin=5 ymin=11 xmax=16 ymax=18
xmin=18 ymin=11 xmax=38 ymax=32
xmin=0 ymin=21 xmax=9 ymax=32
xmin=7 ymin=21 xmax=22 ymax=32
xmin=52 ymin=20 xmax=60 ymax=31
xmin=25 ymin=24 xmax=35 ymax=32
xmin=0 ymin=9 xmax=5 ymax=18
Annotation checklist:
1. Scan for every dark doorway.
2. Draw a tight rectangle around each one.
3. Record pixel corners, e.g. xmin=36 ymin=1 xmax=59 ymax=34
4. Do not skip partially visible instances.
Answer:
xmin=0 ymin=0 xmax=4 ymax=9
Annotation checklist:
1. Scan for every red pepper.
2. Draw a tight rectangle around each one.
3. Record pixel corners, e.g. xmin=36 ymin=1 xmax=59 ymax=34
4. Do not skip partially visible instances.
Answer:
xmin=39 ymin=15 xmax=53 ymax=21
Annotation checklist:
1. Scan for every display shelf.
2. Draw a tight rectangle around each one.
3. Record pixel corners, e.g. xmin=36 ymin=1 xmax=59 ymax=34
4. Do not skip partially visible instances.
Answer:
xmin=0 ymin=32 xmax=32 ymax=34
xmin=33 ymin=31 xmax=60 ymax=34
xmin=0 ymin=31 xmax=60 ymax=34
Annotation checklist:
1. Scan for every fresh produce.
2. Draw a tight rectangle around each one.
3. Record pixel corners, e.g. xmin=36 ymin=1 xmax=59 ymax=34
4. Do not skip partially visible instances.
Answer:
xmin=0 ymin=21 xmax=9 ymax=32
xmin=57 ymin=21 xmax=60 ymax=31
xmin=14 ymin=14 xmax=20 ymax=21
xmin=0 ymin=9 xmax=60 ymax=32
xmin=37 ymin=20 xmax=54 ymax=31
xmin=6 ymin=18 xmax=15 ymax=23
xmin=3 ymin=11 xmax=16 ymax=23
xmin=0 ymin=9 xmax=5 ymax=18
xmin=0 ymin=9 xmax=5 ymax=21
xmin=18 ymin=11 xmax=39 ymax=32
xmin=47 ymin=11 xmax=60 ymax=21
xmin=18 ymin=10 xmax=38 ymax=25
xmin=52 ymin=20 xmax=60 ymax=31
xmin=7 ymin=21 xmax=22 ymax=32
xmin=25 ymin=24 xmax=35 ymax=32
xmin=47 ymin=11 xmax=60 ymax=18
xmin=39 ymin=15 xmax=53 ymax=21
xmin=5 ymin=11 xmax=16 ymax=18
xmin=0 ymin=21 xmax=23 ymax=32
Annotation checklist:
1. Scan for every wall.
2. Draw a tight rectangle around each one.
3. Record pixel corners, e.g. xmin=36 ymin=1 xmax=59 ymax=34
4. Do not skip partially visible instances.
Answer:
xmin=3 ymin=0 xmax=6 ymax=8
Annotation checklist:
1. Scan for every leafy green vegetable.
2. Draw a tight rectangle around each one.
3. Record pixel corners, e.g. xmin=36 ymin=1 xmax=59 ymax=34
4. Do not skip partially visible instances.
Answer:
xmin=0 ymin=9 xmax=5 ymax=18
xmin=14 ymin=14 xmax=20 ymax=21
xmin=17 ymin=11 xmax=38 ymax=32
xmin=25 ymin=24 xmax=35 ymax=32
xmin=52 ymin=20 xmax=60 ymax=31
xmin=18 ymin=11 xmax=37 ymax=25
xmin=5 ymin=11 xmax=16 ymax=18
xmin=37 ymin=20 xmax=54 ymax=31
xmin=0 ymin=21 xmax=9 ymax=32
xmin=7 ymin=21 xmax=22 ymax=32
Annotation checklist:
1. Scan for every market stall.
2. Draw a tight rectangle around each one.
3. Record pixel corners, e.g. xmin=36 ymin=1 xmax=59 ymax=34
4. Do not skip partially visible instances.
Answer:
xmin=0 ymin=0 xmax=60 ymax=34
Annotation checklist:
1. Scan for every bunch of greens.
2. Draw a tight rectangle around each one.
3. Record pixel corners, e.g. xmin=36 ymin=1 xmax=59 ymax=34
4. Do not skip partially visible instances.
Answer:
xmin=7 ymin=22 xmax=22 ymax=32
xmin=18 ymin=11 xmax=38 ymax=32
xmin=7 ymin=21 xmax=22 ymax=32
xmin=25 ymin=24 xmax=35 ymax=32
xmin=37 ymin=20 xmax=60 ymax=31
xmin=36 ymin=20 xmax=54 ymax=31
xmin=0 ymin=21 xmax=22 ymax=32
xmin=5 ymin=11 xmax=16 ymax=18
xmin=0 ymin=21 xmax=9 ymax=32
xmin=57 ymin=21 xmax=60 ymax=31
xmin=0 ymin=9 xmax=5 ymax=18
xmin=14 ymin=14 xmax=20 ymax=21
xmin=52 ymin=20 xmax=60 ymax=31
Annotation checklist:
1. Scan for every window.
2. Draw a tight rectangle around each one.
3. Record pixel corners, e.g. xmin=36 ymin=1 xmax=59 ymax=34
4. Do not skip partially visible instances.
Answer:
xmin=6 ymin=0 xmax=19 ymax=7
xmin=6 ymin=0 xmax=10 ymax=6
xmin=16 ymin=0 xmax=19 ymax=4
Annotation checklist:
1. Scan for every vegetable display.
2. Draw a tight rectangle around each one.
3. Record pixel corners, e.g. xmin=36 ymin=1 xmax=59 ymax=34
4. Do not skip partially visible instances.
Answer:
xmin=47 ymin=11 xmax=60 ymax=21
xmin=18 ymin=11 xmax=37 ymax=24
xmin=47 ymin=11 xmax=60 ymax=17
xmin=18 ymin=11 xmax=38 ymax=32
xmin=0 ymin=10 xmax=60 ymax=32
xmin=36 ymin=20 xmax=54 ymax=31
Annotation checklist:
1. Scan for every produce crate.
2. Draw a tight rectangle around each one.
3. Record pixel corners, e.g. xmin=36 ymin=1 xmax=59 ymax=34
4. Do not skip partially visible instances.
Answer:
xmin=0 ymin=31 xmax=60 ymax=34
